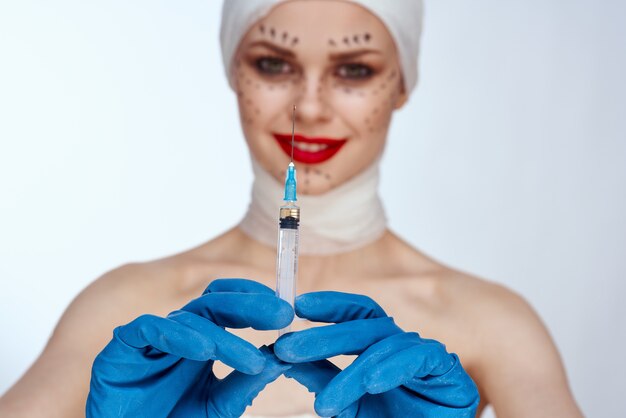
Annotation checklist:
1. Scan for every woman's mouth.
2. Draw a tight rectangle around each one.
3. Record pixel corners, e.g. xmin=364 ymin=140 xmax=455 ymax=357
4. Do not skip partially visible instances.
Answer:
xmin=273 ymin=133 xmax=348 ymax=164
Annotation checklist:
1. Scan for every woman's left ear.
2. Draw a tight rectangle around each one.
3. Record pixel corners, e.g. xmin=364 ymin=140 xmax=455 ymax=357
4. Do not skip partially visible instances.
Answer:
xmin=393 ymin=86 xmax=409 ymax=110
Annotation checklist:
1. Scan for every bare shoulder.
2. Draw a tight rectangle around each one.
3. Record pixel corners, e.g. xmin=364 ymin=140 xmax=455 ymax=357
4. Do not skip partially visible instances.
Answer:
xmin=0 ymin=251 xmax=209 ymax=417
xmin=385 ymin=252 xmax=583 ymax=417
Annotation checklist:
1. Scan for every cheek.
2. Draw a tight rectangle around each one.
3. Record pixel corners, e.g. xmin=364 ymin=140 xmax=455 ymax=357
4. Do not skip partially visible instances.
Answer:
xmin=232 ymin=60 xmax=298 ymax=129
xmin=329 ymin=68 xmax=401 ymax=136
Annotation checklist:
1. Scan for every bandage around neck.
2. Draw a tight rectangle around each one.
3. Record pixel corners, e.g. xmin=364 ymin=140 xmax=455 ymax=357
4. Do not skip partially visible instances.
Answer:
xmin=239 ymin=160 xmax=387 ymax=255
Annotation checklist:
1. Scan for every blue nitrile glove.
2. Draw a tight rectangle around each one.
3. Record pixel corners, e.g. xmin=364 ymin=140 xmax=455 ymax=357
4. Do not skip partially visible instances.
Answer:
xmin=87 ymin=279 xmax=294 ymax=418
xmin=274 ymin=291 xmax=479 ymax=418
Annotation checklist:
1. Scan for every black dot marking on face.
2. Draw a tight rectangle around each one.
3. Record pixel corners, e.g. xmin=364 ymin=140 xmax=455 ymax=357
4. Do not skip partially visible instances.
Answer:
xmin=324 ymin=173 xmax=331 ymax=180
xmin=282 ymin=32 xmax=288 ymax=42
xmin=328 ymin=39 xmax=336 ymax=46
xmin=270 ymin=28 xmax=276 ymax=37
xmin=260 ymin=24 xmax=265 ymax=34
xmin=364 ymin=33 xmax=371 ymax=42
xmin=353 ymin=35 xmax=359 ymax=43
xmin=343 ymin=37 xmax=349 ymax=45
xmin=314 ymin=169 xmax=322 ymax=175
xmin=292 ymin=37 xmax=299 ymax=46
xmin=387 ymin=70 xmax=397 ymax=80
xmin=305 ymin=166 xmax=310 ymax=174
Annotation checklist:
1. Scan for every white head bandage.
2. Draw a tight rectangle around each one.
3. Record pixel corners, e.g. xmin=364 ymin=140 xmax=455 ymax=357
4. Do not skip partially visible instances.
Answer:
xmin=220 ymin=0 xmax=424 ymax=94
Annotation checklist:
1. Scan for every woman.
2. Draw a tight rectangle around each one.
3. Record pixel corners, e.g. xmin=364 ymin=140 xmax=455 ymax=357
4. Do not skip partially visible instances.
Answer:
xmin=0 ymin=0 xmax=582 ymax=417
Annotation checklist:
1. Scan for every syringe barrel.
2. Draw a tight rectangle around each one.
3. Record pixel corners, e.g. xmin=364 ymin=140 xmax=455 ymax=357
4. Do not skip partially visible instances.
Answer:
xmin=276 ymin=204 xmax=299 ymax=335
xmin=276 ymin=226 xmax=299 ymax=307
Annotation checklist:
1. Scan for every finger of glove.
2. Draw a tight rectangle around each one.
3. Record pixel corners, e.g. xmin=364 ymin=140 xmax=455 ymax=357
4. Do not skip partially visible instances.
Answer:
xmin=314 ymin=332 xmax=421 ymax=417
xmin=168 ymin=310 xmax=265 ymax=374
xmin=285 ymin=361 xmax=359 ymax=418
xmin=115 ymin=314 xmax=217 ymax=361
xmin=204 ymin=278 xmax=274 ymax=295
xmin=401 ymin=353 xmax=480 ymax=409
xmin=181 ymin=292 xmax=294 ymax=330
xmin=207 ymin=346 xmax=291 ymax=417
xmin=363 ymin=338 xmax=454 ymax=394
xmin=284 ymin=359 xmax=341 ymax=394
xmin=274 ymin=317 xmax=402 ymax=363
xmin=295 ymin=291 xmax=387 ymax=323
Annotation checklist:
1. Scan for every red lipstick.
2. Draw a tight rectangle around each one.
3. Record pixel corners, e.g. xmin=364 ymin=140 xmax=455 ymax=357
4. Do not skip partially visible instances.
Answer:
xmin=273 ymin=133 xmax=348 ymax=164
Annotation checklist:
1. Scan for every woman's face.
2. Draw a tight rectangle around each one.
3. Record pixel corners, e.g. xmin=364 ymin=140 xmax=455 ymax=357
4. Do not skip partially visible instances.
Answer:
xmin=232 ymin=0 xmax=407 ymax=194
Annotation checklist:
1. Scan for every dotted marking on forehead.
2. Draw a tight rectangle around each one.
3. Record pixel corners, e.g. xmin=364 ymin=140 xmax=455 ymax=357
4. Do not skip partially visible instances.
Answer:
xmin=343 ymin=37 xmax=350 ymax=45
xmin=292 ymin=37 xmax=299 ymax=46
xmin=328 ymin=39 xmax=336 ymax=47
xmin=353 ymin=35 xmax=359 ymax=44
xmin=282 ymin=32 xmax=288 ymax=42
xmin=364 ymin=33 xmax=371 ymax=42
xmin=270 ymin=27 xmax=276 ymax=38
xmin=259 ymin=24 xmax=265 ymax=34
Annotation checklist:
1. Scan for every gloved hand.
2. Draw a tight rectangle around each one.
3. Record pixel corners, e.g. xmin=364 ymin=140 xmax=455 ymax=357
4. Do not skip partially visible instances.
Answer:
xmin=274 ymin=291 xmax=480 ymax=418
xmin=87 ymin=279 xmax=294 ymax=418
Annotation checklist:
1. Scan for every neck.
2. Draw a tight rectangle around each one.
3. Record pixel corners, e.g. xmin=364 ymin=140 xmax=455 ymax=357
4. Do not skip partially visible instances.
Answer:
xmin=239 ymin=159 xmax=388 ymax=255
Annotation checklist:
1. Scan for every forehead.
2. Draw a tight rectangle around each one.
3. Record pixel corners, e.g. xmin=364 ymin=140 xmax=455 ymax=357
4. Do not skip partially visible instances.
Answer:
xmin=242 ymin=0 xmax=396 ymax=52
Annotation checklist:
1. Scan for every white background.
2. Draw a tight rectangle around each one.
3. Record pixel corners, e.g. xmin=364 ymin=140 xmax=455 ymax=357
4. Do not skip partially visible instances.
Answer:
xmin=1 ymin=1 xmax=624 ymax=416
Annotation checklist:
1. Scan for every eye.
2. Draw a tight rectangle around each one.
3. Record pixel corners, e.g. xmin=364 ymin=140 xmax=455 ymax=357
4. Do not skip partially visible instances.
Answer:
xmin=336 ymin=63 xmax=374 ymax=80
xmin=255 ymin=57 xmax=293 ymax=75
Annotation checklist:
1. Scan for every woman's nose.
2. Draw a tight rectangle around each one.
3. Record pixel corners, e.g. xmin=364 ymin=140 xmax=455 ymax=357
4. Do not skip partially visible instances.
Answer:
xmin=293 ymin=74 xmax=332 ymax=125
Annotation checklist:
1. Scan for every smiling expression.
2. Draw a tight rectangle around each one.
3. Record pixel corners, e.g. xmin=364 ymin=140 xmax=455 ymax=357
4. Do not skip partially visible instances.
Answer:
xmin=232 ymin=0 xmax=407 ymax=195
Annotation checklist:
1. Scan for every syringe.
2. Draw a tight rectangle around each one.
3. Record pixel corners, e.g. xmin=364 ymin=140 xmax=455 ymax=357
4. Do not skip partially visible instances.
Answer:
xmin=276 ymin=106 xmax=300 ymax=336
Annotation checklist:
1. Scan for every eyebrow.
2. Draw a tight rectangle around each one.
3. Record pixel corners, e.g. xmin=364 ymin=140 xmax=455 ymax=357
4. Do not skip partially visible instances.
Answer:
xmin=247 ymin=40 xmax=382 ymax=61
xmin=247 ymin=40 xmax=296 ymax=58
xmin=328 ymin=49 xmax=382 ymax=60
